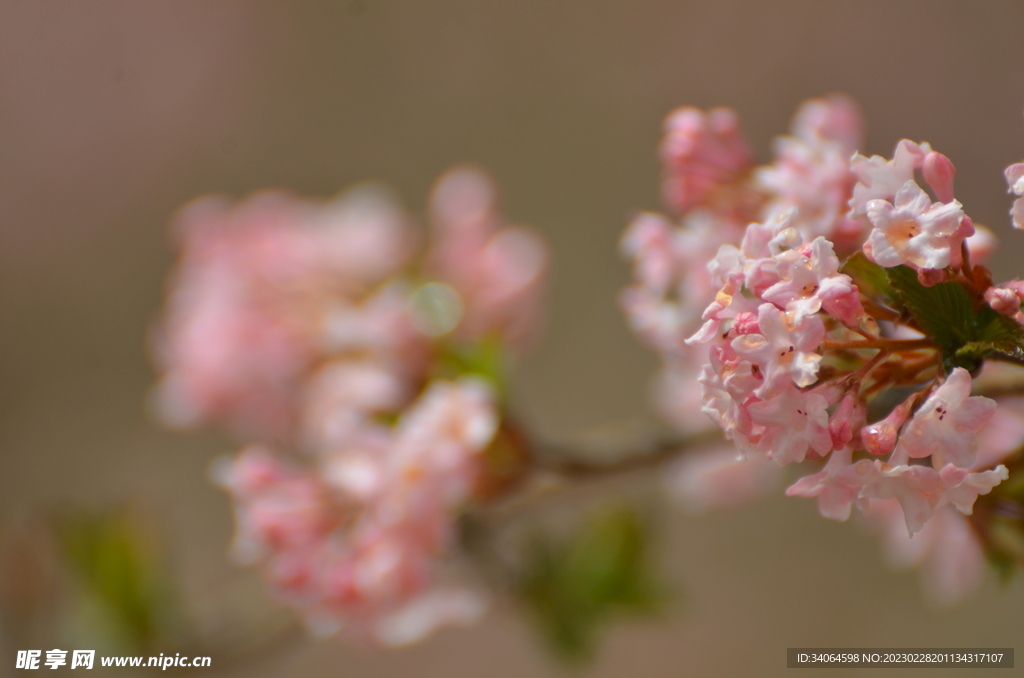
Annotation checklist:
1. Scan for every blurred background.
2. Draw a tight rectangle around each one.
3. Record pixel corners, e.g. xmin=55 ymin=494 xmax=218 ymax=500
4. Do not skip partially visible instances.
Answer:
xmin=2 ymin=1 xmax=1024 ymax=675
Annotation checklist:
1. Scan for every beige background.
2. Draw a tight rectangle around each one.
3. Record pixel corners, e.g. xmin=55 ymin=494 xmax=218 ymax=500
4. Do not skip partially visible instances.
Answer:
xmin=2 ymin=1 xmax=1024 ymax=676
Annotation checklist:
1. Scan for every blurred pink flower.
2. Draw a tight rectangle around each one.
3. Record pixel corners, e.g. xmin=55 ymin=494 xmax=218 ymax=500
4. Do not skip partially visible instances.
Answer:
xmin=660 ymin=106 xmax=754 ymax=215
xmin=427 ymin=166 xmax=548 ymax=348
xmin=756 ymin=95 xmax=864 ymax=254
xmin=152 ymin=187 xmax=416 ymax=439
xmin=153 ymin=166 xmax=549 ymax=643
xmin=1004 ymin=162 xmax=1024 ymax=229
xmin=790 ymin=94 xmax=863 ymax=157
xmin=867 ymin=500 xmax=987 ymax=607
xmin=215 ymin=378 xmax=497 ymax=644
xmin=666 ymin=443 xmax=782 ymax=513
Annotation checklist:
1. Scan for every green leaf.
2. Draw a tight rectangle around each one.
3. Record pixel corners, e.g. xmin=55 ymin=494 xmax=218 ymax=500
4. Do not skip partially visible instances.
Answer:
xmin=883 ymin=265 xmax=1024 ymax=372
xmin=840 ymin=252 xmax=899 ymax=307
xmin=974 ymin=306 xmax=1024 ymax=360
xmin=519 ymin=506 xmax=667 ymax=663
xmin=834 ymin=254 xmax=1017 ymax=367
xmin=56 ymin=508 xmax=179 ymax=652
xmin=886 ymin=266 xmax=974 ymax=349
xmin=434 ymin=334 xmax=510 ymax=401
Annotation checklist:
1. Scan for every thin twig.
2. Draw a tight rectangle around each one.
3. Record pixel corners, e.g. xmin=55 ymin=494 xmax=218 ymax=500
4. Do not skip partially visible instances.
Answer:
xmin=823 ymin=337 xmax=937 ymax=352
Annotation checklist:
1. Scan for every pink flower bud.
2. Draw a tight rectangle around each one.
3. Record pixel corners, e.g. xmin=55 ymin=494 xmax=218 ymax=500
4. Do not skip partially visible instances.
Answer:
xmin=984 ymin=285 xmax=1021 ymax=316
xmin=732 ymin=311 xmax=761 ymax=336
xmin=829 ymin=392 xmax=865 ymax=450
xmin=917 ymin=267 xmax=947 ymax=287
xmin=923 ymin=151 xmax=956 ymax=203
xmin=861 ymin=395 xmax=916 ymax=456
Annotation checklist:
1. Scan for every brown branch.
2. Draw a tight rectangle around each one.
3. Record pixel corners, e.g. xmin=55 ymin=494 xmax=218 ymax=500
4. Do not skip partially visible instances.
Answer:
xmin=530 ymin=428 xmax=722 ymax=479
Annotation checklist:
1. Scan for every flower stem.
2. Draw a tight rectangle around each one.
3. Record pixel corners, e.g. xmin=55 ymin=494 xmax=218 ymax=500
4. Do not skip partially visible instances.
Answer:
xmin=823 ymin=338 xmax=937 ymax=352
xmin=861 ymin=299 xmax=901 ymax=323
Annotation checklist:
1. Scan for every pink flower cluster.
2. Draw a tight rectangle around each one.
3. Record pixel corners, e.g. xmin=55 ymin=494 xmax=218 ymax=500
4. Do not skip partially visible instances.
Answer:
xmin=153 ymin=167 xmax=547 ymax=642
xmin=621 ymin=96 xmax=866 ymax=435
xmin=623 ymin=95 xmax=1024 ymax=604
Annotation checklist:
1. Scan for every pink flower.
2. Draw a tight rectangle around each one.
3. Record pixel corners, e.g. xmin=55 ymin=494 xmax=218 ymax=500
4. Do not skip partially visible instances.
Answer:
xmin=828 ymin=391 xmax=867 ymax=450
xmin=619 ymin=285 xmax=689 ymax=354
xmin=760 ymin=237 xmax=864 ymax=325
xmin=214 ymin=447 xmax=337 ymax=563
xmin=923 ymin=151 xmax=957 ymax=204
xmin=864 ymin=180 xmax=965 ymax=270
xmin=868 ymin=501 xmax=987 ymax=607
xmin=427 ymin=166 xmax=548 ymax=349
xmin=984 ymin=284 xmax=1024 ymax=318
xmin=152 ymin=189 xmax=416 ymax=439
xmin=151 ymin=188 xmax=415 ymax=438
xmin=861 ymin=460 xmax=1007 ymax=535
xmin=756 ymin=96 xmax=864 ymax=251
xmin=659 ymin=106 xmax=754 ymax=214
xmin=623 ymin=97 xmax=1024 ymax=586
xmin=789 ymin=94 xmax=863 ymax=157
xmin=214 ymin=378 xmax=499 ymax=644
xmin=939 ymin=463 xmax=1009 ymax=516
xmin=321 ymin=283 xmax=425 ymax=366
xmin=741 ymin=207 xmax=802 ymax=260
xmin=786 ymin=447 xmax=873 ymax=520
xmin=731 ymin=303 xmax=825 ymax=395
xmin=747 ymin=382 xmax=832 ymax=465
xmin=911 ymin=508 xmax=986 ymax=607
xmin=686 ymin=262 xmax=759 ymax=345
xmin=620 ymin=212 xmax=679 ymax=294
xmin=975 ymin=395 xmax=1024 ymax=468
xmin=698 ymin=364 xmax=745 ymax=440
xmin=861 ymin=462 xmax=950 ymax=535
xmin=369 ymin=588 xmax=487 ymax=646
xmin=738 ymin=209 xmax=802 ymax=296
xmin=698 ymin=345 xmax=764 ymax=453
xmin=311 ymin=184 xmax=418 ymax=289
xmin=152 ymin=167 xmax=548 ymax=645
xmin=387 ymin=378 xmax=499 ymax=507
xmin=897 ymin=368 xmax=997 ymax=468
xmin=849 ymin=139 xmax=932 ymax=216
xmin=300 ymin=360 xmax=410 ymax=451
xmin=652 ymin=353 xmax=720 ymax=435
xmin=622 ymin=210 xmax=743 ymax=349
xmin=1004 ymin=162 xmax=1024 ymax=229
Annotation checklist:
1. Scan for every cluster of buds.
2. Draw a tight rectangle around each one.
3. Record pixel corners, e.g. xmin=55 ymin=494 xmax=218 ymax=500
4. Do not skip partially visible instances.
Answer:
xmin=151 ymin=167 xmax=547 ymax=643
xmin=622 ymin=95 xmax=1024 ymax=604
